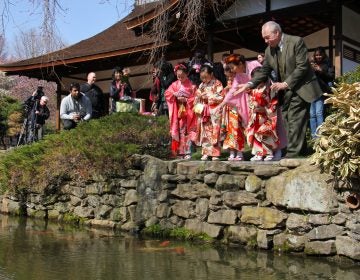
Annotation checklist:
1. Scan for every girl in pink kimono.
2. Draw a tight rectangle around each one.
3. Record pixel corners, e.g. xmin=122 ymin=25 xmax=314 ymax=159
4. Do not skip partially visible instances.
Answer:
xmin=218 ymin=54 xmax=262 ymax=161
xmin=165 ymin=63 xmax=197 ymax=159
xmin=194 ymin=64 xmax=224 ymax=161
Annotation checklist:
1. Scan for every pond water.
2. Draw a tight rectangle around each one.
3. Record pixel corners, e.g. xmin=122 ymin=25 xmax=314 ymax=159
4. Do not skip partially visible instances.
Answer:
xmin=0 ymin=214 xmax=359 ymax=280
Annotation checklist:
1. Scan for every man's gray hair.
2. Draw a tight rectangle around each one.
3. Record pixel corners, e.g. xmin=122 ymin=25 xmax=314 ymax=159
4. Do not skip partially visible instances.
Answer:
xmin=41 ymin=96 xmax=49 ymax=102
xmin=262 ymin=21 xmax=282 ymax=33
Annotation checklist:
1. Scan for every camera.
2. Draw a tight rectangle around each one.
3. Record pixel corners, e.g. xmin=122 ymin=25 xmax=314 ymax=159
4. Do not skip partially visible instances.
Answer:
xmin=35 ymin=86 xmax=44 ymax=100
xmin=23 ymin=86 xmax=44 ymax=114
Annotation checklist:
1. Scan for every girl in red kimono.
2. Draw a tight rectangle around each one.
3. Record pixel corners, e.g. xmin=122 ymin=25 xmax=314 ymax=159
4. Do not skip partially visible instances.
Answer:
xmin=165 ymin=63 xmax=197 ymax=159
xmin=194 ymin=64 xmax=224 ymax=161
xmin=246 ymin=67 xmax=279 ymax=161
xmin=219 ymin=65 xmax=244 ymax=160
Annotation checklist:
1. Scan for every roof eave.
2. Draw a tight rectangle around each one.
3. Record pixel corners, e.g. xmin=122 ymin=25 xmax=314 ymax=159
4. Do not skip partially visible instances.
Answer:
xmin=0 ymin=42 xmax=170 ymax=74
xmin=124 ymin=0 xmax=179 ymax=30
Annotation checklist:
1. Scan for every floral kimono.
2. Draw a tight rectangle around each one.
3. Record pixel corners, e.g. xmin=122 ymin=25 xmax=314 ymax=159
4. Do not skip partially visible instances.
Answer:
xmin=195 ymin=79 xmax=224 ymax=157
xmin=221 ymin=60 xmax=263 ymax=153
xmin=221 ymin=73 xmax=250 ymax=151
xmin=165 ymin=79 xmax=197 ymax=157
xmin=246 ymin=82 xmax=279 ymax=156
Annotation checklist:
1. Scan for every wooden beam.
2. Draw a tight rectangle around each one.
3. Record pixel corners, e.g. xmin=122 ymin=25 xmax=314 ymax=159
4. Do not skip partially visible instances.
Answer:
xmin=124 ymin=0 xmax=179 ymax=30
xmin=62 ymin=75 xmax=87 ymax=81
xmin=207 ymin=29 xmax=214 ymax=62
xmin=215 ymin=1 xmax=333 ymax=33
xmin=329 ymin=25 xmax=334 ymax=67
xmin=341 ymin=35 xmax=360 ymax=49
xmin=56 ymin=81 xmax=62 ymax=131
xmin=334 ymin=0 xmax=342 ymax=76
xmin=266 ymin=0 xmax=271 ymax=12
xmin=214 ymin=26 xmax=242 ymax=34
xmin=213 ymin=36 xmax=241 ymax=48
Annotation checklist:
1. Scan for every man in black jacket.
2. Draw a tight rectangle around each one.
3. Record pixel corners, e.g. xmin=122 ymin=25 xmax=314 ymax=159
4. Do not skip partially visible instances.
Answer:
xmin=25 ymin=92 xmax=50 ymax=141
xmin=81 ymin=72 xmax=107 ymax=118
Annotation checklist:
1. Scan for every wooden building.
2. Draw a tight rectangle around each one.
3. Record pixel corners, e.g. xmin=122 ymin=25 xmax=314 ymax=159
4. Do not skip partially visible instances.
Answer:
xmin=0 ymin=0 xmax=359 ymax=130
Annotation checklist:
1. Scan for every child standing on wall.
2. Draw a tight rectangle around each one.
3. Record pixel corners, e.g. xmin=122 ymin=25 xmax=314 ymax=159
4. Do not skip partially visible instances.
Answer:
xmin=246 ymin=67 xmax=279 ymax=161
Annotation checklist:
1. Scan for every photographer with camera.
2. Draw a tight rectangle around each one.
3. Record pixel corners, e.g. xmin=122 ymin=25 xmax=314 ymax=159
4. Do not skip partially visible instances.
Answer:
xmin=60 ymin=83 xmax=92 ymax=130
xmin=22 ymin=87 xmax=50 ymax=143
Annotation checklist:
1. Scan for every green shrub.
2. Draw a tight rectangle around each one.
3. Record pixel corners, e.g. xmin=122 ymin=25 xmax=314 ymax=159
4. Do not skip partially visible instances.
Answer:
xmin=0 ymin=95 xmax=23 ymax=136
xmin=0 ymin=113 xmax=170 ymax=194
xmin=336 ymin=65 xmax=360 ymax=84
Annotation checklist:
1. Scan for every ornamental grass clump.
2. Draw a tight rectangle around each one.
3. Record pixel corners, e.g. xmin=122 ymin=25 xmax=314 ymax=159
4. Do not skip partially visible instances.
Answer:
xmin=312 ymin=82 xmax=360 ymax=182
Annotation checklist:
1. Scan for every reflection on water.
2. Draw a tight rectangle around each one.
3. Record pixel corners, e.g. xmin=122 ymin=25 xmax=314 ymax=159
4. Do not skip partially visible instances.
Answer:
xmin=0 ymin=214 xmax=359 ymax=280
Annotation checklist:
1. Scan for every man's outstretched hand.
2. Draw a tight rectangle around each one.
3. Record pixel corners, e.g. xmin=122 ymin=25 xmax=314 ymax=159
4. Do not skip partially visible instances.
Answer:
xmin=270 ymin=82 xmax=288 ymax=92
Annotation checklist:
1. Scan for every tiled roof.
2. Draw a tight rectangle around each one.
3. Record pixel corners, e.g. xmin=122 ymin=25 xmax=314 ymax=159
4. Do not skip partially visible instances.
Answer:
xmin=0 ymin=8 xmax=157 ymax=72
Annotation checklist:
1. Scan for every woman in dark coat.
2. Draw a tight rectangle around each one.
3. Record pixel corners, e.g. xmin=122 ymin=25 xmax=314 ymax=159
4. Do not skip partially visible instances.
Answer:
xmin=309 ymin=47 xmax=334 ymax=138
xmin=150 ymin=59 xmax=176 ymax=116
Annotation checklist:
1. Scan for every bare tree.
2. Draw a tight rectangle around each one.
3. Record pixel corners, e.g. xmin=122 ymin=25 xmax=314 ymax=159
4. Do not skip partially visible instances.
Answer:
xmin=100 ymin=0 xmax=135 ymax=18
xmin=147 ymin=0 xmax=232 ymax=63
xmin=0 ymin=34 xmax=6 ymax=62
xmin=33 ymin=0 xmax=65 ymax=54
xmin=2 ymin=0 xmax=231 ymax=63
xmin=13 ymin=29 xmax=43 ymax=60
xmin=1 ymin=0 xmax=129 ymax=45
xmin=147 ymin=2 xmax=170 ymax=64
xmin=13 ymin=28 xmax=66 ymax=60
xmin=1 ymin=0 xmax=66 ymax=59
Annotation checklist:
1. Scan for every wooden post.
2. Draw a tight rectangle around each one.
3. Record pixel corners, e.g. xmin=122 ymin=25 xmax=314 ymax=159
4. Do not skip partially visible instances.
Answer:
xmin=56 ymin=81 xmax=62 ymax=131
xmin=207 ymin=28 xmax=214 ymax=62
xmin=328 ymin=25 xmax=334 ymax=67
xmin=334 ymin=0 xmax=342 ymax=77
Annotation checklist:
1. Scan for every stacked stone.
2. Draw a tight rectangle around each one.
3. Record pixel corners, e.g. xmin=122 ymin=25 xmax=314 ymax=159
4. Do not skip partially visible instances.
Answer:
xmin=0 ymin=155 xmax=359 ymax=261
xmin=158 ymin=159 xmax=360 ymax=261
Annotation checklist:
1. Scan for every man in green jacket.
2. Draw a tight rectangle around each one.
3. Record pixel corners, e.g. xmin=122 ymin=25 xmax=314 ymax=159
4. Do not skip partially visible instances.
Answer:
xmin=237 ymin=21 xmax=322 ymax=158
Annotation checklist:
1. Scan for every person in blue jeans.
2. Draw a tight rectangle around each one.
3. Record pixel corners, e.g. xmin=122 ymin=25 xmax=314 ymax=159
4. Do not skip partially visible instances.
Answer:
xmin=309 ymin=47 xmax=334 ymax=138
xmin=309 ymin=97 xmax=324 ymax=138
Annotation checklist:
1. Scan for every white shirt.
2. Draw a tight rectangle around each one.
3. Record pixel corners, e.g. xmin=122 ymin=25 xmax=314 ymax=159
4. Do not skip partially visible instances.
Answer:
xmin=60 ymin=93 xmax=92 ymax=121
xmin=278 ymin=34 xmax=285 ymax=52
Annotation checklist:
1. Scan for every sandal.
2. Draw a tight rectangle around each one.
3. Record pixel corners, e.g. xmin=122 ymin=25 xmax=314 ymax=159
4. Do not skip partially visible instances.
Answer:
xmin=184 ymin=155 xmax=192 ymax=160
xmin=264 ymin=154 xmax=275 ymax=161
xmin=228 ymin=154 xmax=235 ymax=161
xmin=228 ymin=150 xmax=235 ymax=160
xmin=201 ymin=155 xmax=209 ymax=161
xmin=234 ymin=153 xmax=244 ymax=161
xmin=250 ymin=155 xmax=263 ymax=161
xmin=212 ymin=157 xmax=220 ymax=161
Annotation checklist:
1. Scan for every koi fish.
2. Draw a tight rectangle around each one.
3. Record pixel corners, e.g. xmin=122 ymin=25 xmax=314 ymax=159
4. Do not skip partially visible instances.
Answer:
xmin=139 ymin=242 xmax=185 ymax=255
xmin=160 ymin=240 xmax=170 ymax=247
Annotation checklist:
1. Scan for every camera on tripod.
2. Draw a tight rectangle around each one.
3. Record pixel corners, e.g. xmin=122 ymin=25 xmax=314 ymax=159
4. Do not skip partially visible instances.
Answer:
xmin=34 ymin=86 xmax=45 ymax=100
xmin=18 ymin=86 xmax=46 ymax=146
xmin=24 ymin=86 xmax=44 ymax=114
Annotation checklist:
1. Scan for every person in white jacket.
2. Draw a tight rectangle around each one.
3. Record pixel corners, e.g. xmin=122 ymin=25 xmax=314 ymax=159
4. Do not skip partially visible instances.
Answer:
xmin=60 ymin=83 xmax=92 ymax=130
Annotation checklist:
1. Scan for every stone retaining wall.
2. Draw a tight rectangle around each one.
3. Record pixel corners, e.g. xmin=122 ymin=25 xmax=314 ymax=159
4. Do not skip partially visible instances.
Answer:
xmin=1 ymin=154 xmax=360 ymax=261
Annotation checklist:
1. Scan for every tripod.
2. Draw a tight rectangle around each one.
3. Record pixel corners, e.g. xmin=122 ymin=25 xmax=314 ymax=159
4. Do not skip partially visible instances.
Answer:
xmin=17 ymin=100 xmax=39 ymax=146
